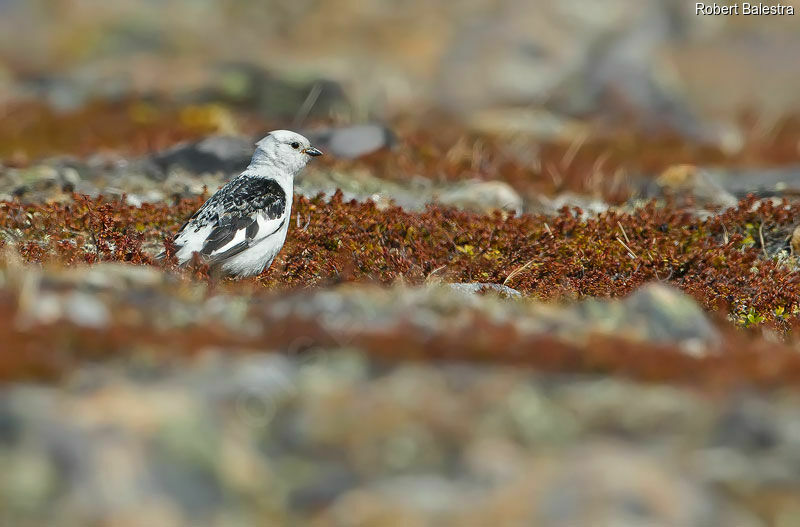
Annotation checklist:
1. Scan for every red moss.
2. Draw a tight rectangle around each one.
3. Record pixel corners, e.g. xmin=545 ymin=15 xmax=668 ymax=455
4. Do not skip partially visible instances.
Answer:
xmin=2 ymin=193 xmax=800 ymax=333
xmin=2 ymin=192 xmax=800 ymax=385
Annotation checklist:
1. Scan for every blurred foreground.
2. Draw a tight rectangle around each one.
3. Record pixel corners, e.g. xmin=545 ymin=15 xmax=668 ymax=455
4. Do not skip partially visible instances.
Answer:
xmin=6 ymin=349 xmax=800 ymax=526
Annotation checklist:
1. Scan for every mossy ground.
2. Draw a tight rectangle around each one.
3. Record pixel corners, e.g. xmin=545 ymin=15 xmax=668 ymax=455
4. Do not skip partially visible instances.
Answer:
xmin=2 ymin=192 xmax=800 ymax=386
xmin=3 ymin=100 xmax=800 ymax=385
xmin=3 ymin=192 xmax=799 ymax=328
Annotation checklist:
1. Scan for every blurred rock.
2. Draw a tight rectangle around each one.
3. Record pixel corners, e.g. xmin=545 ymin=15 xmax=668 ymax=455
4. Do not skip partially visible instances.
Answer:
xmin=67 ymin=262 xmax=167 ymax=290
xmin=712 ymin=396 xmax=779 ymax=453
xmin=467 ymin=107 xmax=588 ymax=142
xmin=8 ymin=262 xmax=201 ymax=330
xmin=639 ymin=164 xmax=800 ymax=209
xmin=197 ymin=63 xmax=350 ymax=120
xmin=152 ymin=135 xmax=254 ymax=176
xmin=1 ymin=350 xmax=795 ymax=525
xmin=654 ymin=164 xmax=737 ymax=209
xmin=327 ymin=475 xmax=475 ymax=523
xmin=63 ymin=291 xmax=110 ymax=328
xmin=436 ymin=180 xmax=523 ymax=214
xmin=573 ymin=283 xmax=720 ymax=357
xmin=266 ymin=282 xmax=719 ymax=357
xmin=700 ymin=393 xmax=800 ymax=524
xmin=18 ymin=72 xmax=133 ymax=112
xmin=2 ymin=261 xmax=720 ymax=359
xmin=438 ymin=0 xmax=718 ymax=141
xmin=59 ymin=166 xmax=81 ymax=192
xmin=707 ymin=165 xmax=800 ymax=200
xmin=530 ymin=443 xmax=713 ymax=527
xmin=297 ymin=168 xmax=526 ymax=213
xmin=304 ymin=124 xmax=394 ymax=160
xmin=295 ymin=168 xmax=419 ymax=210
xmin=621 ymin=283 xmax=719 ymax=347
xmin=0 ymin=161 xmax=92 ymax=202
xmin=446 ymin=282 xmax=521 ymax=299
xmin=530 ymin=192 xmax=611 ymax=217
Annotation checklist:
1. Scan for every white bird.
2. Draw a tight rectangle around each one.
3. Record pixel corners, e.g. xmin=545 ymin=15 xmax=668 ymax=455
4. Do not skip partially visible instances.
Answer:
xmin=169 ymin=130 xmax=322 ymax=277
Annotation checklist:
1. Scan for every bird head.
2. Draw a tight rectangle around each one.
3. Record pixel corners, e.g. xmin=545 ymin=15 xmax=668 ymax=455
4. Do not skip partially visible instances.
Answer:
xmin=252 ymin=130 xmax=323 ymax=174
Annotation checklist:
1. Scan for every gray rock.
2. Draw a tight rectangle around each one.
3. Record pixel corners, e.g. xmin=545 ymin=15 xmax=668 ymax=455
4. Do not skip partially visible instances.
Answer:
xmin=265 ymin=282 xmax=718 ymax=356
xmin=297 ymin=169 xmax=525 ymax=213
xmin=639 ymin=166 xmax=800 ymax=210
xmin=467 ymin=107 xmax=586 ymax=142
xmin=304 ymin=124 xmax=394 ymax=159
xmin=640 ymin=164 xmax=738 ymax=209
xmin=1 ymin=349 xmax=797 ymax=525
xmin=63 ymin=291 xmax=110 ymax=328
xmin=712 ymin=396 xmax=778 ymax=452
xmin=0 ymin=161 xmax=92 ymax=202
xmin=530 ymin=192 xmax=611 ymax=217
xmin=447 ymin=282 xmax=522 ymax=298
xmin=0 ymin=167 xmax=22 ymax=197
xmin=621 ymin=283 xmax=721 ymax=348
xmin=438 ymin=0 xmax=716 ymax=141
xmin=437 ymin=180 xmax=523 ymax=214
xmin=59 ymin=167 xmax=81 ymax=192
xmin=19 ymin=69 xmax=135 ymax=112
xmin=287 ymin=467 xmax=360 ymax=511
xmin=152 ymin=135 xmax=255 ymax=176
xmin=72 ymin=262 xmax=167 ymax=291
xmin=124 ymin=158 xmax=169 ymax=183
xmin=577 ymin=283 xmax=721 ymax=356
xmin=371 ymin=475 xmax=476 ymax=513
xmin=533 ymin=442 xmax=714 ymax=527
xmin=295 ymin=168 xmax=421 ymax=209
xmin=710 ymin=165 xmax=800 ymax=199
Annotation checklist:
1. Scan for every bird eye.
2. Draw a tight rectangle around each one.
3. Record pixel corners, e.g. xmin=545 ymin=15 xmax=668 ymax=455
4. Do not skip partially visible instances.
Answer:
xmin=290 ymin=142 xmax=300 ymax=149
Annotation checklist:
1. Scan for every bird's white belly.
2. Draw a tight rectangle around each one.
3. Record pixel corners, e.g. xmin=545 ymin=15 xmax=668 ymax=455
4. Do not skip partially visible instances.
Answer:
xmin=219 ymin=221 xmax=289 ymax=277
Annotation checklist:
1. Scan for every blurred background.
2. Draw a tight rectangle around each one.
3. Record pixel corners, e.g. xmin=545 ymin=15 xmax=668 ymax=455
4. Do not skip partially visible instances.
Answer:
xmin=1 ymin=0 xmax=800 ymax=142
xmin=3 ymin=1 xmax=800 ymax=526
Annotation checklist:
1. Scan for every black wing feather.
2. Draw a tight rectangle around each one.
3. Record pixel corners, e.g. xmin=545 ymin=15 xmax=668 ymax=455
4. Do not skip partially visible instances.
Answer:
xmin=205 ymin=239 xmax=249 ymax=261
xmin=201 ymin=215 xmax=256 ymax=256
xmin=246 ymin=220 xmax=259 ymax=239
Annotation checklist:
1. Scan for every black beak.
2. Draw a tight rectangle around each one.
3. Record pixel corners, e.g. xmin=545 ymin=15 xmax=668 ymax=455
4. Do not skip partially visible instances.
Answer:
xmin=304 ymin=146 xmax=323 ymax=157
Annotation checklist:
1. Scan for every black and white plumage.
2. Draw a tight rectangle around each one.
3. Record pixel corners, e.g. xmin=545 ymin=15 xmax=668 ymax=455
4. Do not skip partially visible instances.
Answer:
xmin=170 ymin=130 xmax=322 ymax=277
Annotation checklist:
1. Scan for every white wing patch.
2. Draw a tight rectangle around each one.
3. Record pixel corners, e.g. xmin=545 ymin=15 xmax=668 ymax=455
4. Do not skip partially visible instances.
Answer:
xmin=255 ymin=212 xmax=284 ymax=240
xmin=206 ymin=226 xmax=247 ymax=258
xmin=175 ymin=224 xmax=213 ymax=263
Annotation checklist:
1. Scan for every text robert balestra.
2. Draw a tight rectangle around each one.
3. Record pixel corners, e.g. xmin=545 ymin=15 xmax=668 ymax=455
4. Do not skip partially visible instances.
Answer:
xmin=696 ymin=3 xmax=795 ymax=15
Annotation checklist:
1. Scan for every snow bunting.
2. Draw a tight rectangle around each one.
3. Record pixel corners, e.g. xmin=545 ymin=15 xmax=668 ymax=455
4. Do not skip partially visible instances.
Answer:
xmin=169 ymin=130 xmax=322 ymax=277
